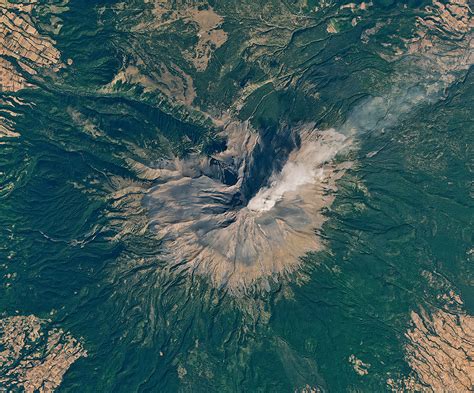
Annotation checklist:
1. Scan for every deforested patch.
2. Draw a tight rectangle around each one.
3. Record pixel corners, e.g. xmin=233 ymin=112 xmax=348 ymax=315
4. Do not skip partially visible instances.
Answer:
xmin=0 ymin=0 xmax=67 ymax=92
xmin=0 ymin=314 xmax=87 ymax=392
xmin=101 ymin=61 xmax=197 ymax=106
xmin=348 ymin=354 xmax=371 ymax=376
xmin=133 ymin=0 xmax=228 ymax=71
xmin=404 ymin=307 xmax=474 ymax=392
xmin=0 ymin=1 xmax=68 ymax=140
xmin=184 ymin=6 xmax=228 ymax=71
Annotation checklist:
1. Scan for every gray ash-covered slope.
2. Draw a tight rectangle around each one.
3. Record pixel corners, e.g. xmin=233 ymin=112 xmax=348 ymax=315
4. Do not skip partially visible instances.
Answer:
xmin=144 ymin=120 xmax=350 ymax=293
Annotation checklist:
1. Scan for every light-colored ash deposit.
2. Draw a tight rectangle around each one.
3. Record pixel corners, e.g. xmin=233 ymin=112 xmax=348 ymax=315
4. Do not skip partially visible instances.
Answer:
xmin=144 ymin=121 xmax=351 ymax=293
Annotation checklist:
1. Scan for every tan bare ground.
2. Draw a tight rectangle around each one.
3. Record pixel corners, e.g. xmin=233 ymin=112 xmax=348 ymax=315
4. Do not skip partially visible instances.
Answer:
xmin=0 ymin=2 xmax=62 ymax=92
xmin=137 ymin=1 xmax=228 ymax=71
xmin=0 ymin=315 xmax=87 ymax=393
xmin=348 ymin=354 xmax=370 ymax=376
xmin=402 ymin=305 xmax=474 ymax=392
xmin=406 ymin=0 xmax=473 ymax=73
xmin=103 ymin=62 xmax=196 ymax=105
xmin=185 ymin=7 xmax=227 ymax=71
